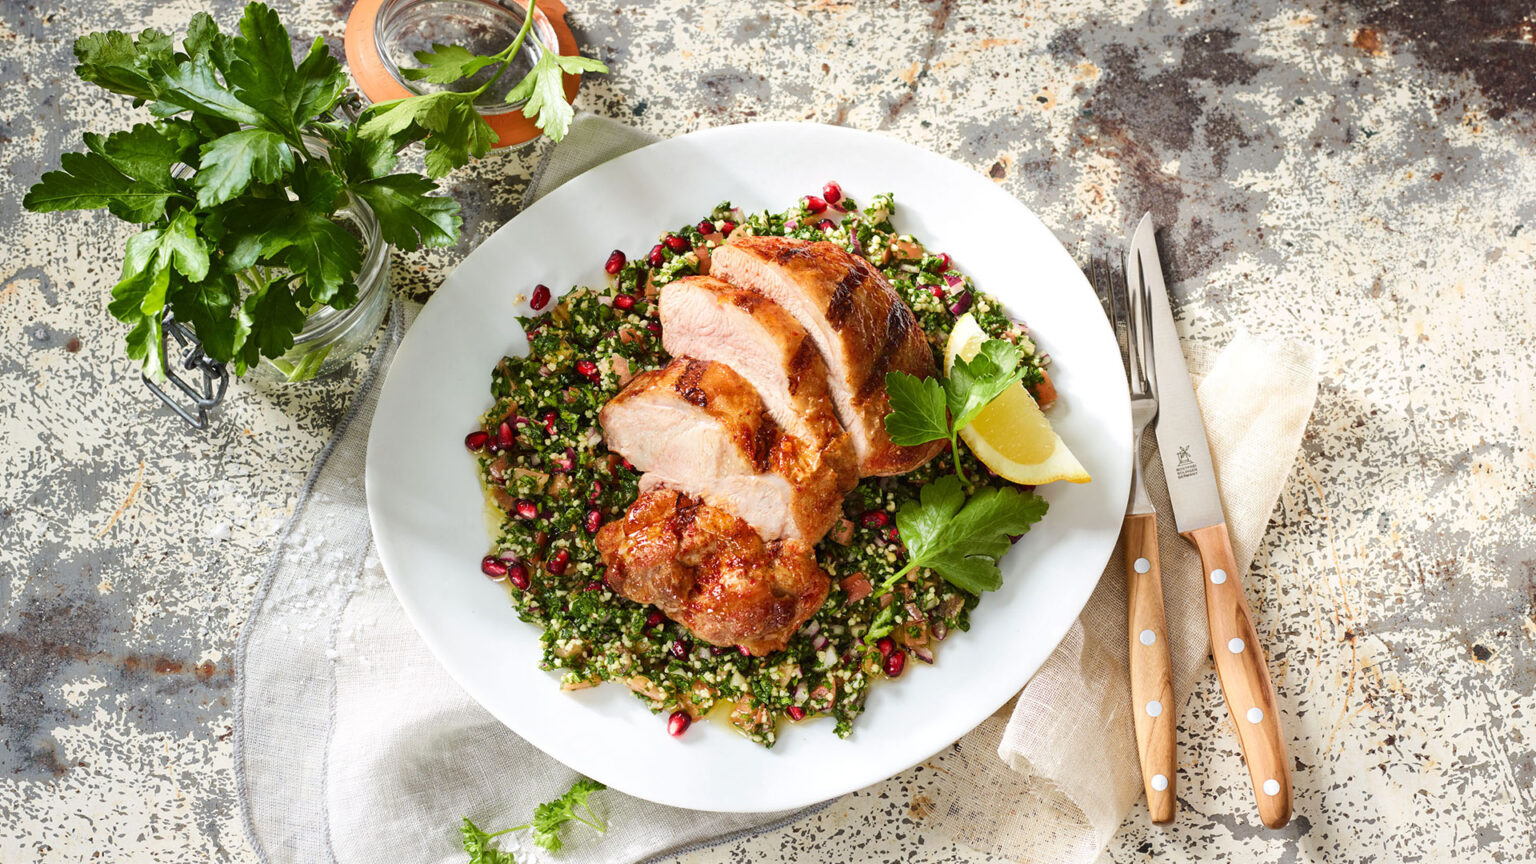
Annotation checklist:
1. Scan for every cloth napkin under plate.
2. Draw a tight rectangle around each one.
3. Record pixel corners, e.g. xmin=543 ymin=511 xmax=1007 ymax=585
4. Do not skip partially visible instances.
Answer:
xmin=235 ymin=114 xmax=1319 ymax=864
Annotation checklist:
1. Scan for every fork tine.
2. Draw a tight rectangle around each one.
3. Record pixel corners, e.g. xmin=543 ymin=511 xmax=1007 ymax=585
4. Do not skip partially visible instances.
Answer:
xmin=1117 ymin=259 xmax=1145 ymax=395
xmin=1133 ymin=253 xmax=1158 ymax=397
xmin=1106 ymin=256 xmax=1130 ymax=371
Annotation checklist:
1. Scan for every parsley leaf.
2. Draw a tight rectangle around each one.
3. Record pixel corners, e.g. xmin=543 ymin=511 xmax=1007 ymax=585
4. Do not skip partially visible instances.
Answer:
xmin=72 ymin=28 xmax=176 ymax=101
xmin=195 ymin=128 xmax=293 ymax=206
xmin=894 ymin=476 xmax=1048 ymax=594
xmin=530 ymin=776 xmax=607 ymax=852
xmin=948 ymin=339 xmax=1026 ymax=431
xmin=402 ymin=43 xmax=503 ymax=84
xmin=23 ymin=144 xmax=183 ymax=223
xmin=883 ymin=370 xmax=948 ymax=447
xmin=459 ymin=818 xmax=517 ymax=864
xmin=882 ymin=337 xmax=1030 ymax=483
xmin=458 ymin=777 xmax=607 ymax=863
xmin=350 ymin=174 xmax=462 ymax=250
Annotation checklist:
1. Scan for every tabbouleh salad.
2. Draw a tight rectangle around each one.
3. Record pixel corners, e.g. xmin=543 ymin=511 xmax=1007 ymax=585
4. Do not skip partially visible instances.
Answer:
xmin=467 ymin=189 xmax=1050 ymax=746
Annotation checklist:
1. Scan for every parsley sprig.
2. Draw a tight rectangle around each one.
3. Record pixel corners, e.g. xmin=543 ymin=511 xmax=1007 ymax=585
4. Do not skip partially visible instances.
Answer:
xmin=359 ymin=0 xmax=608 ymax=177
xmin=884 ymin=338 xmax=1031 ymax=483
xmin=23 ymin=3 xmax=461 ymax=380
xmin=864 ymin=475 xmax=1047 ymax=643
xmin=460 ymin=777 xmax=608 ymax=863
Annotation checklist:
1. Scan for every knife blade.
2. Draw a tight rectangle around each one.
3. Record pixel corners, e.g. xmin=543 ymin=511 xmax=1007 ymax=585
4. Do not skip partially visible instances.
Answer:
xmin=1128 ymin=213 xmax=1293 ymax=830
xmin=1129 ymin=215 xmax=1223 ymax=534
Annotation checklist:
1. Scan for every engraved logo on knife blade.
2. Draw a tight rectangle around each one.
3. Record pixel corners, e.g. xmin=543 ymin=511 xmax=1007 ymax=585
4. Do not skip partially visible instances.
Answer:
xmin=1176 ymin=445 xmax=1198 ymax=479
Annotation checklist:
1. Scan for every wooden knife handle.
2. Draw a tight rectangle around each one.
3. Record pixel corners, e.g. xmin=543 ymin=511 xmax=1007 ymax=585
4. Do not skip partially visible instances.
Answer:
xmin=1185 ymin=523 xmax=1293 ymax=829
xmin=1124 ymin=513 xmax=1176 ymax=823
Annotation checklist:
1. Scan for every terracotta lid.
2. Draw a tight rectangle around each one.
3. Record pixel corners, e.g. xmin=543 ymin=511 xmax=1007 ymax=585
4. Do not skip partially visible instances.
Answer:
xmin=345 ymin=0 xmax=583 ymax=149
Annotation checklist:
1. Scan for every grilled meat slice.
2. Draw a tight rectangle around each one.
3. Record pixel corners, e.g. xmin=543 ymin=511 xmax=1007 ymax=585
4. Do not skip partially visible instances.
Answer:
xmin=659 ymin=275 xmax=858 ymax=496
xmin=599 ymin=357 xmax=845 ymax=543
xmin=709 ymin=236 xmax=944 ymax=476
xmin=596 ymin=489 xmax=829 ymax=655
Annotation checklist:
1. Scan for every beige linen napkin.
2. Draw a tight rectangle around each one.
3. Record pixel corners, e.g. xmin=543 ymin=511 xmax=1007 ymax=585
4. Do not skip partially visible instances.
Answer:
xmin=912 ymin=332 xmax=1320 ymax=861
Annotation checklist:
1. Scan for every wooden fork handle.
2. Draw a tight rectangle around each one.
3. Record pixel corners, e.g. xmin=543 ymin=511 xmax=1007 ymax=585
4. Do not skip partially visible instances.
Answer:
xmin=1124 ymin=513 xmax=1176 ymax=823
xmin=1185 ymin=523 xmax=1293 ymax=829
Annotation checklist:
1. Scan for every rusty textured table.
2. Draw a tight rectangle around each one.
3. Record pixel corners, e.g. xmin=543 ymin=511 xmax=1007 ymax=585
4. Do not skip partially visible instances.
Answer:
xmin=2 ymin=1 xmax=1533 ymax=861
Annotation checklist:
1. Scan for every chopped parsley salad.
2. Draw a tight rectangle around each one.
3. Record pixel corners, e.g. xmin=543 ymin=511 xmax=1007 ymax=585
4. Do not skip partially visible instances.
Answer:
xmin=466 ymin=188 xmax=1052 ymax=746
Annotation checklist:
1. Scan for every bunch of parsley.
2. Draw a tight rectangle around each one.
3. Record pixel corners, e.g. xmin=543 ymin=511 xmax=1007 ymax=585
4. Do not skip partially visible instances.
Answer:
xmin=460 ymin=777 xmax=607 ymax=863
xmin=23 ymin=4 xmax=462 ymax=380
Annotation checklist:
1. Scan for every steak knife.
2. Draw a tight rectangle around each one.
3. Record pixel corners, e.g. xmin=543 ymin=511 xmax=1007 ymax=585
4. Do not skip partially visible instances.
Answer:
xmin=1129 ymin=214 xmax=1293 ymax=829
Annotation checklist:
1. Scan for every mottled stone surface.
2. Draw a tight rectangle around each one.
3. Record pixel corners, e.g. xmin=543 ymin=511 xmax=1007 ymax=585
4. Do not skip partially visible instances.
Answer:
xmin=2 ymin=0 xmax=1534 ymax=862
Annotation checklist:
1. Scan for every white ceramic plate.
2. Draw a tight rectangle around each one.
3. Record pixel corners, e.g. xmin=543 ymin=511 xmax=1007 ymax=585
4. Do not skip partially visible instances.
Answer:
xmin=365 ymin=122 xmax=1130 ymax=813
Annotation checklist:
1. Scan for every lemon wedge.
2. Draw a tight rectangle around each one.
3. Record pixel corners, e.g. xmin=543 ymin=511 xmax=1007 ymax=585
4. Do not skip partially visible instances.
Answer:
xmin=945 ymin=313 xmax=1091 ymax=485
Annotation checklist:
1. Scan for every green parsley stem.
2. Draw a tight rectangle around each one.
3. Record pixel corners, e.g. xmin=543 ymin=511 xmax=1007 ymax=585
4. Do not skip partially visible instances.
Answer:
xmin=471 ymin=0 xmax=539 ymax=100
xmin=949 ymin=433 xmax=967 ymax=485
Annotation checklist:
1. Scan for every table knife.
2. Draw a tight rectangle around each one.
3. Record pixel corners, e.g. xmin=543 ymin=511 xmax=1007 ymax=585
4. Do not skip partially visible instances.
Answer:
xmin=1129 ymin=213 xmax=1293 ymax=829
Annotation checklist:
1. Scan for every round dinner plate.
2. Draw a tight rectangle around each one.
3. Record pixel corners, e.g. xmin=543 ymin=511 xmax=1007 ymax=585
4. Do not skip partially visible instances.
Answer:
xmin=365 ymin=121 xmax=1130 ymax=813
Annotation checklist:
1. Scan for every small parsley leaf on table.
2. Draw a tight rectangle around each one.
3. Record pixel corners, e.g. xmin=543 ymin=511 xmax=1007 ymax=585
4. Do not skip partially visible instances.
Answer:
xmin=458 ymin=777 xmax=608 ymax=863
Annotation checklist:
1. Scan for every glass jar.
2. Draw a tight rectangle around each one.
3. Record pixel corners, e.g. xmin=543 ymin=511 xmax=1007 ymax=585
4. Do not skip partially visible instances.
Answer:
xmin=344 ymin=0 xmax=580 ymax=150
xmin=245 ymin=193 xmax=392 ymax=384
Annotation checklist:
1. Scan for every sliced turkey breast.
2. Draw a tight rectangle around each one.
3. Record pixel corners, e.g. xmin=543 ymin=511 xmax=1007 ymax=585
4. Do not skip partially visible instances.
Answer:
xmin=599 ymin=357 xmax=845 ymax=543
xmin=659 ymin=275 xmax=858 ymax=496
xmin=709 ymin=236 xmax=944 ymax=476
xmin=596 ymin=488 xmax=828 ymax=655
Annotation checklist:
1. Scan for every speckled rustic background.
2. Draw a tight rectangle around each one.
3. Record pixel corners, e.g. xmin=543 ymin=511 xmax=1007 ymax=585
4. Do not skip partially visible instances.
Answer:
xmin=2 ymin=0 xmax=1534 ymax=861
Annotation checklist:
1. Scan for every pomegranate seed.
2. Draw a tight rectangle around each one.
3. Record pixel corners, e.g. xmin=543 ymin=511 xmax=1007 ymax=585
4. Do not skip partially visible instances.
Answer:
xmin=647 ymin=244 xmax=665 ymax=267
xmin=604 ymin=250 xmax=626 ymax=274
xmin=576 ymin=359 xmax=599 ymax=382
xmin=497 ymin=421 xmax=514 ymax=450
xmin=584 ymin=580 xmax=604 ymax=592
xmin=876 ymin=636 xmax=895 ymax=657
xmin=481 ymin=556 xmax=509 ymax=579
xmin=786 ymin=705 xmax=806 ymax=721
xmin=588 ymin=481 xmax=604 ymax=503
xmin=887 ymin=526 xmax=900 ymax=542
xmin=621 ymin=457 xmax=635 ymax=471
xmin=507 ymin=562 xmax=530 ymax=590
xmin=822 ymin=181 xmax=843 ymax=205
xmin=719 ymin=220 xmax=737 ymax=235
xmin=667 ymin=710 xmax=692 ymax=737
xmin=514 ymin=499 xmax=538 ymax=520
xmin=930 ymin=286 xmax=945 ymax=299
xmin=738 ymin=645 xmax=751 ymax=657
xmin=464 ymin=430 xmax=489 ymax=451
xmin=542 ymin=411 xmax=558 ymax=435
xmin=646 ymin=321 xmax=663 ymax=336
xmin=938 ymin=252 xmax=953 ymax=272
xmin=614 ymin=294 xmax=636 ymax=311
xmin=670 ymin=639 xmax=691 ymax=660
xmin=664 ymin=234 xmax=690 ymax=253
xmin=816 ymin=219 xmax=836 ymax=231
xmin=710 ymin=646 xmax=729 ymax=656
xmin=547 ymin=549 xmax=570 ymax=575
xmin=530 ymin=284 xmax=551 ymax=311
xmin=645 ymin=610 xmax=665 ymax=629
xmin=885 ymin=650 xmax=906 ymax=678
xmin=949 ymin=292 xmax=973 ymax=316
xmin=584 ymin=509 xmax=602 ymax=533
xmin=697 ymin=219 xmax=715 ymax=234
xmin=804 ymin=195 xmax=828 ymax=214
xmin=861 ymin=510 xmax=889 ymax=528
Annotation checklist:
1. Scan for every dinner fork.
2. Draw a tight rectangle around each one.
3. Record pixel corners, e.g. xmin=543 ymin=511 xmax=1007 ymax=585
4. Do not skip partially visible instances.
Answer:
xmin=1091 ymin=256 xmax=1176 ymax=823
